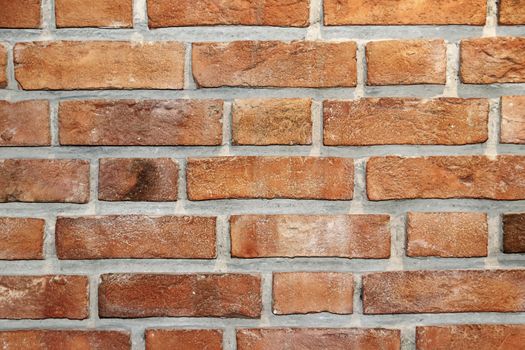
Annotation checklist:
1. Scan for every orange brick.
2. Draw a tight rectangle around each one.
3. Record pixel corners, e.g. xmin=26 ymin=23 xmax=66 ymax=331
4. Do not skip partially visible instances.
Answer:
xmin=0 ymin=217 xmax=44 ymax=260
xmin=501 ymin=96 xmax=525 ymax=144
xmin=55 ymin=0 xmax=132 ymax=28
xmin=499 ymin=0 xmax=525 ymax=25
xmin=0 ymin=0 xmax=41 ymax=28
xmin=0 ymin=44 xmax=6 ymax=88
xmin=0 ymin=100 xmax=50 ymax=146
xmin=146 ymin=329 xmax=222 ymax=350
xmin=0 ymin=330 xmax=131 ymax=349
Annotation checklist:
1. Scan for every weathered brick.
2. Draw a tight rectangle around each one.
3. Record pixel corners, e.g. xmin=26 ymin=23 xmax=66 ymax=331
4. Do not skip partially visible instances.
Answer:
xmin=324 ymin=98 xmax=488 ymax=145
xmin=146 ymin=329 xmax=222 ymax=350
xmin=148 ymin=0 xmax=309 ymax=27
xmin=0 ymin=0 xmax=41 ymax=28
xmin=503 ymin=213 xmax=525 ymax=253
xmin=0 ymin=100 xmax=50 ymax=146
xmin=273 ymin=272 xmax=354 ymax=314
xmin=0 ymin=275 xmax=88 ymax=319
xmin=499 ymin=0 xmax=525 ymax=25
xmin=363 ymin=270 xmax=525 ymax=314
xmin=237 ymin=328 xmax=401 ymax=350
xmin=99 ymin=274 xmax=261 ymax=318
xmin=0 ymin=159 xmax=90 ymax=203
xmin=407 ymin=212 xmax=488 ymax=258
xmin=0 ymin=330 xmax=131 ymax=349
xmin=0 ymin=44 xmax=6 ymax=88
xmin=192 ymin=41 xmax=357 ymax=88
xmin=232 ymin=98 xmax=312 ymax=145
xmin=0 ymin=217 xmax=44 ymax=260
xmin=14 ymin=41 xmax=185 ymax=90
xmin=417 ymin=325 xmax=525 ymax=350
xmin=55 ymin=0 xmax=132 ymax=28
xmin=461 ymin=37 xmax=525 ymax=84
xmin=231 ymin=215 xmax=390 ymax=258
xmin=501 ymin=96 xmax=525 ymax=144
xmin=367 ymin=156 xmax=525 ymax=200
xmin=366 ymin=40 xmax=446 ymax=85
xmin=59 ymin=99 xmax=223 ymax=146
xmin=99 ymin=158 xmax=179 ymax=201
xmin=324 ymin=0 xmax=486 ymax=25
xmin=187 ymin=157 xmax=354 ymax=200
xmin=56 ymin=215 xmax=216 ymax=259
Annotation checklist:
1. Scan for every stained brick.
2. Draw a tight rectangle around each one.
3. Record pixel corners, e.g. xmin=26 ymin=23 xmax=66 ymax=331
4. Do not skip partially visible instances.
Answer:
xmin=503 ymin=213 xmax=525 ymax=253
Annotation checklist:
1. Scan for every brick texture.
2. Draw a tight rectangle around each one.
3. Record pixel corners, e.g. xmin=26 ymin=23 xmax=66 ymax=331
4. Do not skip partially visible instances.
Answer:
xmin=0 ymin=44 xmax=6 ymax=88
xmin=0 ymin=0 xmax=41 ymax=28
xmin=0 ymin=330 xmax=131 ymax=349
xmin=0 ymin=100 xmax=50 ymax=146
xmin=499 ymin=0 xmax=525 ymax=25
xmin=146 ymin=329 xmax=223 ymax=350
xmin=0 ymin=217 xmax=44 ymax=260
xmin=501 ymin=96 xmax=525 ymax=144
xmin=55 ymin=0 xmax=133 ymax=28
xmin=503 ymin=213 xmax=525 ymax=253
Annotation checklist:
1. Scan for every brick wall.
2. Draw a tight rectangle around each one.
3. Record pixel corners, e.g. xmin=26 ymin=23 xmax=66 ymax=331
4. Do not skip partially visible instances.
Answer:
xmin=0 ymin=0 xmax=524 ymax=349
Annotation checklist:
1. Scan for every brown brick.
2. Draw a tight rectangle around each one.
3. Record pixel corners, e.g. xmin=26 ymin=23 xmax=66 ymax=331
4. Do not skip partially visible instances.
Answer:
xmin=461 ymin=37 xmax=525 ymax=84
xmin=407 ymin=212 xmax=488 ymax=258
xmin=367 ymin=156 xmax=525 ymax=200
xmin=148 ymin=0 xmax=309 ymax=27
xmin=187 ymin=157 xmax=354 ymax=200
xmin=0 ymin=100 xmax=50 ymax=146
xmin=14 ymin=41 xmax=185 ymax=90
xmin=501 ymin=96 xmax=525 ymax=144
xmin=98 ymin=158 xmax=179 ymax=201
xmin=237 ymin=328 xmax=401 ymax=350
xmin=363 ymin=270 xmax=525 ymax=314
xmin=56 ymin=0 xmax=132 ymax=28
xmin=0 ymin=159 xmax=90 ymax=203
xmin=0 ymin=0 xmax=41 ymax=28
xmin=0 ymin=330 xmax=130 ymax=349
xmin=56 ymin=215 xmax=216 ymax=259
xmin=324 ymin=98 xmax=488 ymax=146
xmin=366 ymin=40 xmax=446 ymax=85
xmin=232 ymin=98 xmax=312 ymax=145
xmin=417 ymin=325 xmax=525 ymax=350
xmin=324 ymin=0 xmax=486 ymax=25
xmin=59 ymin=99 xmax=223 ymax=146
xmin=0 ymin=217 xmax=44 ymax=260
xmin=500 ymin=0 xmax=525 ymax=25
xmin=99 ymin=273 xmax=261 ymax=318
xmin=192 ymin=41 xmax=357 ymax=88
xmin=0 ymin=275 xmax=88 ymax=319
xmin=273 ymin=272 xmax=354 ymax=315
xmin=0 ymin=44 xmax=6 ymax=88
xmin=503 ymin=213 xmax=525 ymax=253
xmin=146 ymin=329 xmax=222 ymax=350
xmin=231 ymin=215 xmax=390 ymax=258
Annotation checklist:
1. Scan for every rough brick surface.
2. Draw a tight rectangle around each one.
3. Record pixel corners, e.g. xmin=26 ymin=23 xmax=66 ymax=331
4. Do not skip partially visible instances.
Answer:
xmin=0 ymin=100 xmax=50 ymax=146
xmin=0 ymin=44 xmax=6 ymax=88
xmin=192 ymin=41 xmax=357 ymax=88
xmin=272 ymin=272 xmax=354 ymax=314
xmin=0 ymin=159 xmax=90 ymax=203
xmin=0 ymin=0 xmax=41 ymax=28
xmin=55 ymin=0 xmax=133 ymax=28
xmin=363 ymin=270 xmax=525 ymax=314
xmin=0 ymin=330 xmax=131 ymax=349
xmin=503 ymin=213 xmax=525 ymax=253
xmin=99 ymin=274 xmax=262 ymax=318
xmin=230 ymin=214 xmax=390 ymax=258
xmin=0 ymin=217 xmax=44 ymax=260
xmin=14 ymin=41 xmax=185 ymax=90
xmin=56 ymin=215 xmax=216 ymax=259
xmin=324 ymin=98 xmax=488 ymax=145
xmin=148 ymin=0 xmax=309 ymax=27
xmin=501 ymin=96 xmax=525 ymax=144
xmin=146 ymin=329 xmax=223 ymax=350
xmin=499 ymin=0 xmax=525 ymax=25
xmin=0 ymin=275 xmax=88 ymax=319
xmin=232 ymin=98 xmax=312 ymax=145
xmin=59 ymin=99 xmax=223 ymax=146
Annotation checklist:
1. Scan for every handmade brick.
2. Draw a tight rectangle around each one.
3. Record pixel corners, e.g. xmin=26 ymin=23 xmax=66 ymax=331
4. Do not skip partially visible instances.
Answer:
xmin=55 ymin=0 xmax=132 ymax=28
xmin=146 ymin=329 xmax=222 ymax=350
xmin=503 ymin=213 xmax=525 ymax=253
xmin=0 ymin=0 xmax=41 ymax=28
xmin=0 ymin=100 xmax=50 ymax=146
xmin=0 ymin=330 xmax=131 ymax=349
xmin=501 ymin=96 xmax=525 ymax=144
xmin=0 ymin=217 xmax=44 ymax=260
xmin=499 ymin=0 xmax=525 ymax=25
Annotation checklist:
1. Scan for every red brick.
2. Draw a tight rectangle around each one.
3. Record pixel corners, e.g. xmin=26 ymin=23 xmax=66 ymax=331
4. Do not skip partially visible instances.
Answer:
xmin=99 ymin=273 xmax=261 ymax=318
xmin=0 ymin=44 xmax=6 ymax=88
xmin=59 ymin=99 xmax=223 ymax=146
xmin=363 ymin=270 xmax=525 ymax=314
xmin=503 ymin=213 xmax=525 ymax=253
xmin=99 ymin=158 xmax=179 ymax=201
xmin=461 ymin=37 xmax=525 ymax=84
xmin=324 ymin=98 xmax=488 ymax=145
xmin=501 ymin=96 xmax=525 ymax=144
xmin=55 ymin=0 xmax=132 ymax=28
xmin=237 ymin=328 xmax=401 ymax=350
xmin=14 ymin=41 xmax=185 ymax=90
xmin=231 ymin=215 xmax=390 ymax=258
xmin=417 ymin=325 xmax=525 ymax=350
xmin=192 ymin=41 xmax=357 ymax=88
xmin=146 ymin=329 xmax=222 ymax=350
xmin=367 ymin=156 xmax=525 ymax=200
xmin=232 ymin=98 xmax=312 ymax=145
xmin=0 ymin=159 xmax=90 ymax=203
xmin=499 ymin=0 xmax=525 ymax=25
xmin=0 ymin=275 xmax=88 ymax=319
xmin=366 ymin=40 xmax=446 ymax=85
xmin=56 ymin=215 xmax=216 ymax=259
xmin=407 ymin=212 xmax=488 ymax=258
xmin=273 ymin=272 xmax=354 ymax=314
xmin=0 ymin=0 xmax=41 ymax=28
xmin=148 ymin=0 xmax=309 ymax=27
xmin=0 ymin=100 xmax=50 ymax=146
xmin=187 ymin=157 xmax=353 ymax=200
xmin=0 ymin=217 xmax=44 ymax=260
xmin=324 ymin=0 xmax=486 ymax=25
xmin=0 ymin=330 xmax=131 ymax=349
